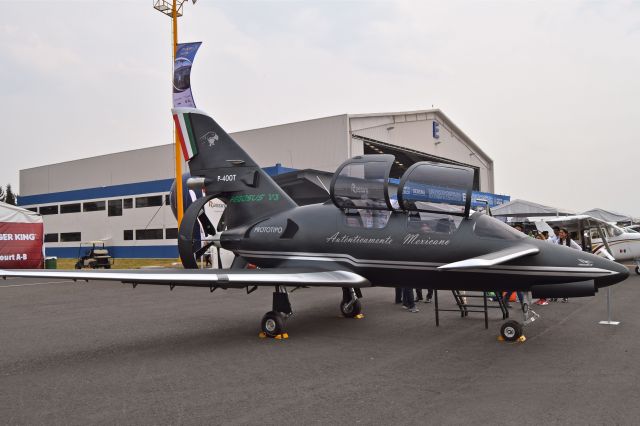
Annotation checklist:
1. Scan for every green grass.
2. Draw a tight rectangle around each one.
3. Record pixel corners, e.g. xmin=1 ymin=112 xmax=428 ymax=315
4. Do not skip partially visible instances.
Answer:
xmin=54 ymin=258 xmax=183 ymax=270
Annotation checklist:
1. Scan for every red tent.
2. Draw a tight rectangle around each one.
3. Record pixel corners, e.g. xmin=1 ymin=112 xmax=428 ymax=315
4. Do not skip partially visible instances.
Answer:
xmin=0 ymin=201 xmax=44 ymax=269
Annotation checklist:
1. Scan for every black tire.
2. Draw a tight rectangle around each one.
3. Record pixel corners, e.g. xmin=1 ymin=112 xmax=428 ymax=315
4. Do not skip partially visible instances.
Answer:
xmin=340 ymin=299 xmax=362 ymax=318
xmin=500 ymin=320 xmax=523 ymax=342
xmin=74 ymin=262 xmax=82 ymax=270
xmin=261 ymin=311 xmax=285 ymax=337
xmin=635 ymin=266 xmax=640 ymax=275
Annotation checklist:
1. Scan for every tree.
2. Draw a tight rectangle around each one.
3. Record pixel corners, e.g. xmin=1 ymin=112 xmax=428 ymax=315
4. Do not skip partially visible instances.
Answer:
xmin=0 ymin=186 xmax=5 ymax=203
xmin=4 ymin=184 xmax=16 ymax=206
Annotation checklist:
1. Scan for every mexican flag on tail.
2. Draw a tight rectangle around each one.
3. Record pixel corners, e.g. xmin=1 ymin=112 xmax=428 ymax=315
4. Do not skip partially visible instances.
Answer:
xmin=172 ymin=41 xmax=202 ymax=161
xmin=173 ymin=110 xmax=198 ymax=161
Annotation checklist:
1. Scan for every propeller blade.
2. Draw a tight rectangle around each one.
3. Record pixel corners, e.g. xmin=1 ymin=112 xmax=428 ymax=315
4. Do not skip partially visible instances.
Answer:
xmin=216 ymin=247 xmax=223 ymax=269
xmin=217 ymin=208 xmax=227 ymax=232
xmin=198 ymin=212 xmax=216 ymax=236
xmin=194 ymin=241 xmax=214 ymax=259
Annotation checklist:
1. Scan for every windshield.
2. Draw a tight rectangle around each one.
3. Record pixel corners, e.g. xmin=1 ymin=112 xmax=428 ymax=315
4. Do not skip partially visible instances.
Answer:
xmin=606 ymin=224 xmax=624 ymax=237
xmin=332 ymin=158 xmax=393 ymax=210
xmin=473 ymin=214 xmax=525 ymax=240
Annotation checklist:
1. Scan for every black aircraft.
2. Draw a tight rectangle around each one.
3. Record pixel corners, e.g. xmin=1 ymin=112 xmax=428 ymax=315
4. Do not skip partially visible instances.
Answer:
xmin=1 ymin=108 xmax=629 ymax=341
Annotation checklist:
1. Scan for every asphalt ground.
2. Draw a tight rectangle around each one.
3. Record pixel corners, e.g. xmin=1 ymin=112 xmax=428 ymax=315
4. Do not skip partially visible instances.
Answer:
xmin=1 ymin=268 xmax=639 ymax=425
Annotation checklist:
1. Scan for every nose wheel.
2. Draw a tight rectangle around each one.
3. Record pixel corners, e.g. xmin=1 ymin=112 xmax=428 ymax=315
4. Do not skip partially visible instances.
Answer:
xmin=500 ymin=320 xmax=523 ymax=342
xmin=499 ymin=292 xmax=538 ymax=342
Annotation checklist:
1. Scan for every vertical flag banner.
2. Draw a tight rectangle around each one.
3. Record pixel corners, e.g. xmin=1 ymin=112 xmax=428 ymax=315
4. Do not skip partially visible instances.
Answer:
xmin=173 ymin=41 xmax=202 ymax=108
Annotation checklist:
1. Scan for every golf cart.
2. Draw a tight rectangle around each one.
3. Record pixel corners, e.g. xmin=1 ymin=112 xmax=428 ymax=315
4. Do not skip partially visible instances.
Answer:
xmin=75 ymin=241 xmax=113 ymax=269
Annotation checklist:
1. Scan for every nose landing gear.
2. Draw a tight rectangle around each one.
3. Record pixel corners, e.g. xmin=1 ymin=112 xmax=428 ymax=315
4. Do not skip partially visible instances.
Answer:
xmin=500 ymin=320 xmax=523 ymax=342
xmin=499 ymin=292 xmax=539 ymax=343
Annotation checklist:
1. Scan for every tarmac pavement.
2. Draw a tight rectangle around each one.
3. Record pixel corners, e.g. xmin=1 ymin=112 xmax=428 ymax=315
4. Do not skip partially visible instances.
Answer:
xmin=1 ymin=269 xmax=639 ymax=425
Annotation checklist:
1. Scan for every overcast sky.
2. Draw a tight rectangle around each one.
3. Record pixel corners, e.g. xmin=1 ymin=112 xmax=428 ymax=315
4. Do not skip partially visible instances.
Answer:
xmin=1 ymin=0 xmax=639 ymax=215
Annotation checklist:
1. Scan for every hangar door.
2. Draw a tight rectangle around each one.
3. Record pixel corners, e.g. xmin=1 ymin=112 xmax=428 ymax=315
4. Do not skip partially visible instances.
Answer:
xmin=351 ymin=134 xmax=480 ymax=191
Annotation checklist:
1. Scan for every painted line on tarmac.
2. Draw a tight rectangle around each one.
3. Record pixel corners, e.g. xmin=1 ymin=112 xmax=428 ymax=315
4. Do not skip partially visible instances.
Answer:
xmin=0 ymin=280 xmax=76 ymax=288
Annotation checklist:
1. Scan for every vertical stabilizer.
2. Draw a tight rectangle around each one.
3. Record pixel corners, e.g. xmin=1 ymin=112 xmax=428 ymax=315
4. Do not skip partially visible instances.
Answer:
xmin=172 ymin=108 xmax=297 ymax=228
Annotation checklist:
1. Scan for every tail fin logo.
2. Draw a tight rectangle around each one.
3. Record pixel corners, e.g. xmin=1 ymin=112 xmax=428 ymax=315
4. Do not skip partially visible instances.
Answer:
xmin=201 ymin=131 xmax=219 ymax=147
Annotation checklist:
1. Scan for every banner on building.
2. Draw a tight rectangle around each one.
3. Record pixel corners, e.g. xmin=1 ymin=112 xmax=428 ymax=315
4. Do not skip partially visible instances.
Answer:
xmin=173 ymin=41 xmax=202 ymax=108
xmin=0 ymin=202 xmax=44 ymax=268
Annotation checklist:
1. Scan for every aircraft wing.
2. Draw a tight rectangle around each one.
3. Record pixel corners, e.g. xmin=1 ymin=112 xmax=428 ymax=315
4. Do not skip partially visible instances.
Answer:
xmin=0 ymin=267 xmax=370 ymax=289
xmin=437 ymin=244 xmax=540 ymax=270
xmin=542 ymin=215 xmax=609 ymax=228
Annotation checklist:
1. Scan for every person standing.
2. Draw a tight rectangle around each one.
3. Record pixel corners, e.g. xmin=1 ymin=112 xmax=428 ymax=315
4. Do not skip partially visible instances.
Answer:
xmin=423 ymin=288 xmax=434 ymax=303
xmin=395 ymin=287 xmax=403 ymax=304
xmin=556 ymin=228 xmax=581 ymax=250
xmin=556 ymin=228 xmax=581 ymax=302
xmin=550 ymin=226 xmax=561 ymax=244
xmin=415 ymin=288 xmax=424 ymax=302
xmin=502 ymin=290 xmax=525 ymax=308
xmin=534 ymin=233 xmax=549 ymax=305
xmin=402 ymin=287 xmax=419 ymax=313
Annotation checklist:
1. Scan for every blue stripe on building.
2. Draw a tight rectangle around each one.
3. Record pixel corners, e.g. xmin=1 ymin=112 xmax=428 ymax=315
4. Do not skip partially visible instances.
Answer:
xmin=19 ymin=179 xmax=175 ymax=206
xmin=18 ymin=164 xmax=296 ymax=206
xmin=46 ymin=245 xmax=179 ymax=259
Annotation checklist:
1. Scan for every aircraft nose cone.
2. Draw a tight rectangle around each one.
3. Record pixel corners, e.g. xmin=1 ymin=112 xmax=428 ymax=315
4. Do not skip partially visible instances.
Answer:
xmin=596 ymin=261 xmax=630 ymax=288
xmin=617 ymin=264 xmax=630 ymax=281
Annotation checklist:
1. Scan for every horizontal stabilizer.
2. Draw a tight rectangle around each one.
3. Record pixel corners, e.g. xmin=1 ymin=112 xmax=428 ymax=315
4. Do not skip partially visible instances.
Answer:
xmin=0 ymin=268 xmax=370 ymax=289
xmin=437 ymin=244 xmax=540 ymax=271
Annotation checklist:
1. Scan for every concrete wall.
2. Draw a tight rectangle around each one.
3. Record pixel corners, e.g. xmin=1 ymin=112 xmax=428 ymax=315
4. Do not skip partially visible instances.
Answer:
xmin=231 ymin=115 xmax=349 ymax=172
xmin=20 ymin=145 xmax=177 ymax=196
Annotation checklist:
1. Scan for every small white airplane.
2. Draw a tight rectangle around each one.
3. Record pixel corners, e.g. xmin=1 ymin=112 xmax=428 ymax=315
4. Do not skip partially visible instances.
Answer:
xmin=624 ymin=225 xmax=640 ymax=234
xmin=543 ymin=215 xmax=640 ymax=275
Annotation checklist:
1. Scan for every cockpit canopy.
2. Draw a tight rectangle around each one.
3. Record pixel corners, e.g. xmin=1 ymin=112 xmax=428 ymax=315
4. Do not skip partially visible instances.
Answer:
xmin=397 ymin=162 xmax=473 ymax=217
xmin=330 ymin=154 xmax=395 ymax=211
xmin=330 ymin=154 xmax=474 ymax=217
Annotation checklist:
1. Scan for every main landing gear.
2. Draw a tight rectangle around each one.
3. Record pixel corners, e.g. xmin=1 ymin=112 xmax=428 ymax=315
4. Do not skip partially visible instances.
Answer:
xmin=259 ymin=286 xmax=364 ymax=338
xmin=340 ymin=287 xmax=364 ymax=318
xmin=499 ymin=292 xmax=539 ymax=342
xmin=634 ymin=259 xmax=640 ymax=275
xmin=260 ymin=286 xmax=292 ymax=338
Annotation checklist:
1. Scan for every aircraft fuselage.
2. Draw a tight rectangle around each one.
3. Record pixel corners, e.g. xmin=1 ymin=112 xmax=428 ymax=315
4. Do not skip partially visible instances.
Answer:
xmin=220 ymin=203 xmax=629 ymax=292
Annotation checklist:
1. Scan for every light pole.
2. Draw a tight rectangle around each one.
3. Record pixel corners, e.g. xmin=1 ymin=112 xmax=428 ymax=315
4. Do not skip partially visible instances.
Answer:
xmin=153 ymin=0 xmax=197 ymax=227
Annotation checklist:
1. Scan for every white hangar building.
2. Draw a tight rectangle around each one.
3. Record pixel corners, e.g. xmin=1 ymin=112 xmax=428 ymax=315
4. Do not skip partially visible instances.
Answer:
xmin=18 ymin=109 xmax=503 ymax=258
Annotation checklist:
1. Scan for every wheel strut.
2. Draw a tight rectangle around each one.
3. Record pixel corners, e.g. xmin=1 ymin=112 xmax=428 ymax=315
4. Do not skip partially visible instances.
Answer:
xmin=260 ymin=286 xmax=292 ymax=338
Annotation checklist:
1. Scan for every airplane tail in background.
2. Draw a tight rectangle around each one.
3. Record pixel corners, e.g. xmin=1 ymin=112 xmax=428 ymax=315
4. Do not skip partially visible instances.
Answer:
xmin=172 ymin=108 xmax=297 ymax=228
